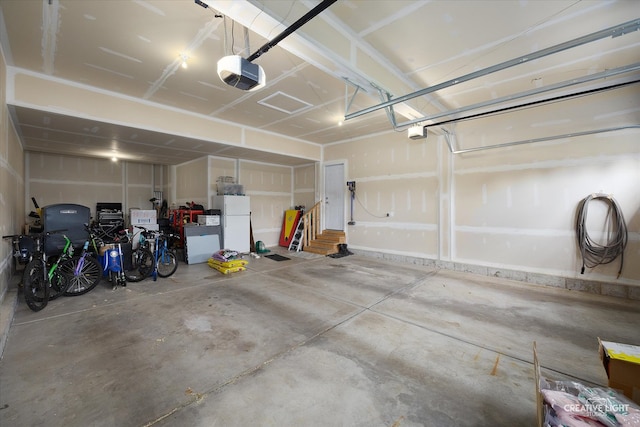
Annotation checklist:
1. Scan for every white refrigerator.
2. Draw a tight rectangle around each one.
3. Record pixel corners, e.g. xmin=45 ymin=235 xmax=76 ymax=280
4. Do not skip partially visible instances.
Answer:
xmin=212 ymin=195 xmax=251 ymax=253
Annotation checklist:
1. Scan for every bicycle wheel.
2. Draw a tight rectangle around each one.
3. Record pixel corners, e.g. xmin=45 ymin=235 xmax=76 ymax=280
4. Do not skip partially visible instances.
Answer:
xmin=156 ymin=250 xmax=178 ymax=278
xmin=48 ymin=270 xmax=69 ymax=300
xmin=124 ymin=248 xmax=155 ymax=282
xmin=44 ymin=255 xmax=72 ymax=300
xmin=60 ymin=255 xmax=102 ymax=296
xmin=22 ymin=259 xmax=49 ymax=312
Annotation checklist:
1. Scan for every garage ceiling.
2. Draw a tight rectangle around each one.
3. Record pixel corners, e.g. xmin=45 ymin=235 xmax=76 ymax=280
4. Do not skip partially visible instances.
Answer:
xmin=0 ymin=0 xmax=638 ymax=166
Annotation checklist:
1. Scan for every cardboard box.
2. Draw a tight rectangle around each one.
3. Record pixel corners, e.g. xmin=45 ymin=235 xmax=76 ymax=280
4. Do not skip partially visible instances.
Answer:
xmin=599 ymin=338 xmax=640 ymax=404
xmin=197 ymin=215 xmax=220 ymax=226
xmin=130 ymin=209 xmax=157 ymax=225
xmin=535 ymin=341 xmax=640 ymax=426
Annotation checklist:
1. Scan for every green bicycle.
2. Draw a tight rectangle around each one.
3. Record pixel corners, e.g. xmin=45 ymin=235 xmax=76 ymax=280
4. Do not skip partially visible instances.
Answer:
xmin=22 ymin=230 xmax=74 ymax=312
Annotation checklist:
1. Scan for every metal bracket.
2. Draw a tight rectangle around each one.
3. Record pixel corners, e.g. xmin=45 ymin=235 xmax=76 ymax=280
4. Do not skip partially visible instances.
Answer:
xmin=343 ymin=77 xmax=370 ymax=117
xmin=371 ymin=82 xmax=397 ymax=129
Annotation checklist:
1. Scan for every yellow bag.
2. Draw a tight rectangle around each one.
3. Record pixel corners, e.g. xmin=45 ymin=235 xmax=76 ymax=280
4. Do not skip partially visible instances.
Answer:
xmin=211 ymin=265 xmax=246 ymax=274
xmin=207 ymin=258 xmax=248 ymax=269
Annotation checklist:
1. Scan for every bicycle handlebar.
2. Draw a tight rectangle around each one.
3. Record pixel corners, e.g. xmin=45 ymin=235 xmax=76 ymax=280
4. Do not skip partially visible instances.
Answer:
xmin=4 ymin=229 xmax=68 ymax=239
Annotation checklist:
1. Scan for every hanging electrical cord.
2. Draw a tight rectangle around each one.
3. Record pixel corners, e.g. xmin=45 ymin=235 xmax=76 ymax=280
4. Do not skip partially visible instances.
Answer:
xmin=354 ymin=193 xmax=389 ymax=219
xmin=575 ymin=193 xmax=628 ymax=277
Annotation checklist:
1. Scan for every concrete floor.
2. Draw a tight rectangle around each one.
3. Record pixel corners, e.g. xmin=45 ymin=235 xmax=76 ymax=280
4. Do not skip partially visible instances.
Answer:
xmin=1 ymin=248 xmax=639 ymax=427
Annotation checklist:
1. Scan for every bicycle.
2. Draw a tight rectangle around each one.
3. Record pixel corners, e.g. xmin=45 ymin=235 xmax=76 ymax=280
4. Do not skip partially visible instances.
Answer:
xmin=21 ymin=230 xmax=73 ymax=312
xmin=123 ymin=227 xmax=155 ymax=283
xmin=91 ymin=221 xmax=128 ymax=244
xmin=56 ymin=226 xmax=103 ymax=296
xmin=150 ymin=230 xmax=179 ymax=280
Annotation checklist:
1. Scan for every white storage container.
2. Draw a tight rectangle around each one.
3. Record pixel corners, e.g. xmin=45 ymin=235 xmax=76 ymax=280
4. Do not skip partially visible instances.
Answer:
xmin=130 ymin=209 xmax=157 ymax=225
xmin=197 ymin=215 xmax=220 ymax=226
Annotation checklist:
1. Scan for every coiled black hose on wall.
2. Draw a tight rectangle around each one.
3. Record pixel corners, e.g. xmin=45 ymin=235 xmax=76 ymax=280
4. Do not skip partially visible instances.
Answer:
xmin=575 ymin=193 xmax=628 ymax=277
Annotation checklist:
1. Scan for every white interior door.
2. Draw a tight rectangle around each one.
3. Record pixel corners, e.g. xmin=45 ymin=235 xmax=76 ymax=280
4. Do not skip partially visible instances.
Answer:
xmin=324 ymin=163 xmax=345 ymax=231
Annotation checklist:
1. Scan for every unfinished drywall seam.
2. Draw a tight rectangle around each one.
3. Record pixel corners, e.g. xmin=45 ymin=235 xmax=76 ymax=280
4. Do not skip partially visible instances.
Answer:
xmin=122 ymin=160 xmax=127 ymax=214
xmin=448 ymin=137 xmax=455 ymax=262
xmin=207 ymin=158 xmax=212 ymax=209
xmin=315 ymin=162 xmax=321 ymax=206
xmin=437 ymin=133 xmax=443 ymax=261
xmin=290 ymin=167 xmax=295 ymax=209
xmin=24 ymin=151 xmax=30 ymax=224
xmin=169 ymin=165 xmax=177 ymax=205
xmin=41 ymin=0 xmax=60 ymax=75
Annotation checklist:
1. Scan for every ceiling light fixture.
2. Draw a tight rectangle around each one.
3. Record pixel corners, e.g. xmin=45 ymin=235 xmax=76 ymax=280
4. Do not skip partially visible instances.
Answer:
xmin=180 ymin=53 xmax=189 ymax=69
xmin=111 ymin=156 xmax=118 ymax=162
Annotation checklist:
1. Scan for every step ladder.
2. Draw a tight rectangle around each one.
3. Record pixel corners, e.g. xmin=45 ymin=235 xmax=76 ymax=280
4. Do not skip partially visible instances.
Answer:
xmin=288 ymin=216 xmax=305 ymax=252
